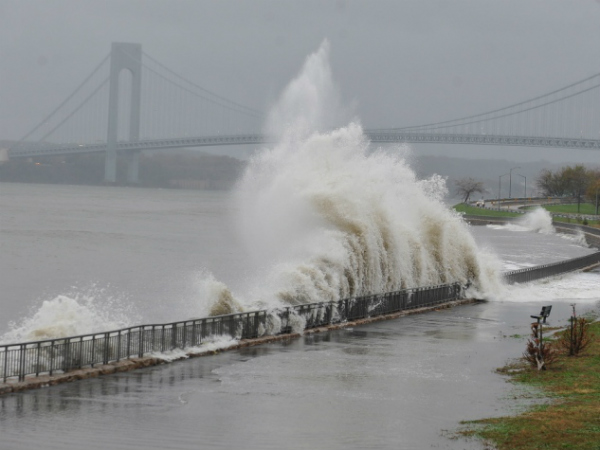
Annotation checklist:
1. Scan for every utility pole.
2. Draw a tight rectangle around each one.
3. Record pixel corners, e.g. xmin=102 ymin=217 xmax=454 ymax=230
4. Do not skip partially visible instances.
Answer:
xmin=499 ymin=173 xmax=509 ymax=200
xmin=509 ymin=166 xmax=520 ymax=199
xmin=516 ymin=173 xmax=527 ymax=198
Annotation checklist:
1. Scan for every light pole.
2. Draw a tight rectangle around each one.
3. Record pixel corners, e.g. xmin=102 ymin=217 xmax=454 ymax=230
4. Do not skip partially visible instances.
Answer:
xmin=509 ymin=166 xmax=520 ymax=199
xmin=498 ymin=173 xmax=509 ymax=200
xmin=596 ymin=186 xmax=599 ymax=215
xmin=516 ymin=174 xmax=527 ymax=198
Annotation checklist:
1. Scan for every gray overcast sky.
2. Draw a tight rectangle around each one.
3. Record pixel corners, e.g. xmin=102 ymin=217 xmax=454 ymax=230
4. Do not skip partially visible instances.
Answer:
xmin=1 ymin=0 xmax=599 ymax=163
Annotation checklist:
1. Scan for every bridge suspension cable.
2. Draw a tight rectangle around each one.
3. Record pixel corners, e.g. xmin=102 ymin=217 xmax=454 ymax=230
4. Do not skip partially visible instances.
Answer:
xmin=141 ymin=51 xmax=264 ymax=118
xmin=106 ymin=48 xmax=265 ymax=139
xmin=37 ymin=77 xmax=110 ymax=143
xmin=377 ymin=72 xmax=600 ymax=141
xmin=11 ymin=54 xmax=110 ymax=148
xmin=387 ymin=72 xmax=600 ymax=131
xmin=9 ymin=44 xmax=599 ymax=160
xmin=402 ymin=82 xmax=599 ymax=132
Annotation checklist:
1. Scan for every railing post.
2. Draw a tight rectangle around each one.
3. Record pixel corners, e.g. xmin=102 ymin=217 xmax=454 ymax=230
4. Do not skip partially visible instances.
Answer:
xmin=117 ymin=330 xmax=122 ymax=362
xmin=49 ymin=340 xmax=55 ymax=375
xmin=230 ymin=315 xmax=236 ymax=339
xmin=103 ymin=332 xmax=110 ymax=365
xmin=160 ymin=325 xmax=165 ymax=352
xmin=18 ymin=344 xmax=26 ymax=382
xmin=201 ymin=319 xmax=207 ymax=341
xmin=63 ymin=339 xmax=71 ymax=373
xmin=78 ymin=336 xmax=83 ymax=369
xmin=3 ymin=346 xmax=8 ymax=382
xmin=139 ymin=327 xmax=144 ymax=358
xmin=35 ymin=342 xmax=41 ymax=377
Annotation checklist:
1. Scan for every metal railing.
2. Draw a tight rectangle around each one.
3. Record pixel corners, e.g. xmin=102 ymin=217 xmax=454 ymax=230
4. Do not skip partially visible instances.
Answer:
xmin=1 ymin=283 xmax=461 ymax=382
xmin=504 ymin=251 xmax=600 ymax=284
xmin=3 ymin=251 xmax=598 ymax=384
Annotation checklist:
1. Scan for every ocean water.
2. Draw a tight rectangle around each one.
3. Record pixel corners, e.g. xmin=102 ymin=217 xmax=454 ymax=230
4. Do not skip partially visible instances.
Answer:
xmin=1 ymin=179 xmax=598 ymax=450
xmin=1 ymin=42 xmax=598 ymax=449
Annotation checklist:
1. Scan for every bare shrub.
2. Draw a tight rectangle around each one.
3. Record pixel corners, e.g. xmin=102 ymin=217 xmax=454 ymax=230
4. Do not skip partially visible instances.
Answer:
xmin=523 ymin=322 xmax=558 ymax=370
xmin=558 ymin=317 xmax=592 ymax=356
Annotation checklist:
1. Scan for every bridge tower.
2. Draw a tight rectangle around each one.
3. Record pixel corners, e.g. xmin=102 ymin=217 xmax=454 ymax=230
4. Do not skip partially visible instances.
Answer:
xmin=105 ymin=42 xmax=142 ymax=184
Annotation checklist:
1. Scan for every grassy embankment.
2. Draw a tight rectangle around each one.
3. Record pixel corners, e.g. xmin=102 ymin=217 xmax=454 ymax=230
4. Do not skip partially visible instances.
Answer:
xmin=454 ymin=203 xmax=600 ymax=227
xmin=530 ymin=203 xmax=598 ymax=216
xmin=459 ymin=321 xmax=600 ymax=450
xmin=453 ymin=203 xmax=521 ymax=218
xmin=525 ymin=203 xmax=600 ymax=227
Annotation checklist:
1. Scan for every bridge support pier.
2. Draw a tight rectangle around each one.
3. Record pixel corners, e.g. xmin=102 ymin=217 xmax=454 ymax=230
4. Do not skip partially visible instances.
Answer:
xmin=104 ymin=42 xmax=142 ymax=184
xmin=105 ymin=147 xmax=117 ymax=184
xmin=126 ymin=151 xmax=140 ymax=184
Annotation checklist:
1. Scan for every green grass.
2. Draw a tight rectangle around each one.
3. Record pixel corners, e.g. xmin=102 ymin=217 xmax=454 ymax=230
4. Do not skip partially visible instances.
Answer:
xmin=454 ymin=203 xmax=600 ymax=227
xmin=524 ymin=203 xmax=598 ymax=216
xmin=453 ymin=203 xmax=521 ymax=218
xmin=458 ymin=322 xmax=600 ymax=450
xmin=552 ymin=216 xmax=600 ymax=228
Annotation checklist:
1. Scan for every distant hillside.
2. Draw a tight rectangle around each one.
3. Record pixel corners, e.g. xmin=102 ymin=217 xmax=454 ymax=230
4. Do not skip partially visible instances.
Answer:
xmin=2 ymin=145 xmax=596 ymax=196
xmin=0 ymin=149 xmax=245 ymax=190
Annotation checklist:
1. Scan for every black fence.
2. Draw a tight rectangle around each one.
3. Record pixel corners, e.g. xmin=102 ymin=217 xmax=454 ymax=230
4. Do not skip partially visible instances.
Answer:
xmin=504 ymin=251 xmax=600 ymax=284
xmin=4 ymin=250 xmax=599 ymax=384
xmin=1 ymin=283 xmax=461 ymax=382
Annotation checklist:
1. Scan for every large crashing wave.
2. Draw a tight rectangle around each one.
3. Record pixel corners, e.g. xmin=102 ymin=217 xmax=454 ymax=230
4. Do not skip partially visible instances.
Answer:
xmin=210 ymin=41 xmax=501 ymax=315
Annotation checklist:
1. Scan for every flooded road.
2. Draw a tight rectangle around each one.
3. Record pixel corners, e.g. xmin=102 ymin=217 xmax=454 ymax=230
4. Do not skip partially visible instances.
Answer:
xmin=2 ymin=296 xmax=598 ymax=450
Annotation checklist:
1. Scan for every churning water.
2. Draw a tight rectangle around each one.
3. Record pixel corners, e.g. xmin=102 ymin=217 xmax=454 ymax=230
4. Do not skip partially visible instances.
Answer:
xmin=209 ymin=41 xmax=502 ymax=315
xmin=1 ymin=42 xmax=597 ymax=343
xmin=2 ymin=42 xmax=599 ymax=450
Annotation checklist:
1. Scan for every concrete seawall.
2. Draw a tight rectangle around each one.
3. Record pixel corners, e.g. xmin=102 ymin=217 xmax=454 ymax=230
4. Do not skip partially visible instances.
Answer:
xmin=462 ymin=215 xmax=600 ymax=249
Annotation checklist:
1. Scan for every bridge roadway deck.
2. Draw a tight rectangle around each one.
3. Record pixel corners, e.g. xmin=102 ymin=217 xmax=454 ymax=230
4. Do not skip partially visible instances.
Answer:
xmin=8 ymin=132 xmax=600 ymax=158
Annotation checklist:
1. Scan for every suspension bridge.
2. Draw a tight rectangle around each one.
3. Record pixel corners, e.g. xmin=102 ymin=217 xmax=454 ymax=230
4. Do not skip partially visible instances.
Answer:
xmin=6 ymin=42 xmax=600 ymax=184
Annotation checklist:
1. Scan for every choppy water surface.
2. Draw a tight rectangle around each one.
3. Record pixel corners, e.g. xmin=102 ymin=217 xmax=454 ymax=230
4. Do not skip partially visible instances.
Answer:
xmin=1 ymin=299 xmax=596 ymax=450
xmin=2 ymin=43 xmax=599 ymax=449
xmin=1 ymin=181 xmax=599 ymax=450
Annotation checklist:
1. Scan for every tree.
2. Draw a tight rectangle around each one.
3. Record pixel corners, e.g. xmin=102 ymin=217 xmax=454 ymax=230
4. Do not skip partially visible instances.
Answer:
xmin=454 ymin=177 xmax=485 ymax=203
xmin=562 ymin=165 xmax=592 ymax=213
xmin=585 ymin=171 xmax=600 ymax=215
xmin=537 ymin=165 xmax=599 ymax=213
xmin=536 ymin=168 xmax=568 ymax=197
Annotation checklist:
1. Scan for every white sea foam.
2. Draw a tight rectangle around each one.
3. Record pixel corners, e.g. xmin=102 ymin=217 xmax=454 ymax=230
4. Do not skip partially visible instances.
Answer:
xmin=487 ymin=208 xmax=554 ymax=234
xmin=206 ymin=41 xmax=503 ymax=315
xmin=149 ymin=336 xmax=239 ymax=362
xmin=0 ymin=285 xmax=138 ymax=344
xmin=500 ymin=271 xmax=600 ymax=303
xmin=515 ymin=208 xmax=555 ymax=234
xmin=487 ymin=207 xmax=589 ymax=247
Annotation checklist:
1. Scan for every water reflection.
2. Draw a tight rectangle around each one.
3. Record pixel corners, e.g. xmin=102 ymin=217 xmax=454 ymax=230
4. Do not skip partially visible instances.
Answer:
xmin=1 ymin=300 xmax=598 ymax=450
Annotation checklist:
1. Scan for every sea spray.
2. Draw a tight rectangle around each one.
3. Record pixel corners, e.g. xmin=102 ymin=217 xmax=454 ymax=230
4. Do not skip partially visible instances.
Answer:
xmin=516 ymin=207 xmax=555 ymax=234
xmin=488 ymin=207 xmax=589 ymax=247
xmin=0 ymin=285 xmax=138 ymax=344
xmin=212 ymin=41 xmax=503 ymax=314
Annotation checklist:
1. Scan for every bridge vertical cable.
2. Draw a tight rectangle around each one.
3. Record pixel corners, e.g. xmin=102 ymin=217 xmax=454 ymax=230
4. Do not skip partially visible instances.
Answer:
xmin=9 ymin=55 xmax=111 ymax=153
xmin=374 ymin=72 xmax=600 ymax=142
xmin=130 ymin=50 xmax=264 ymax=140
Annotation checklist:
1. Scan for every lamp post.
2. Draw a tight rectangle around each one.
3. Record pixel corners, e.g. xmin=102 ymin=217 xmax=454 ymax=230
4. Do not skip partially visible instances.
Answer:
xmin=509 ymin=166 xmax=520 ymax=199
xmin=516 ymin=174 xmax=527 ymax=198
xmin=498 ymin=173 xmax=509 ymax=200
xmin=596 ymin=186 xmax=599 ymax=215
